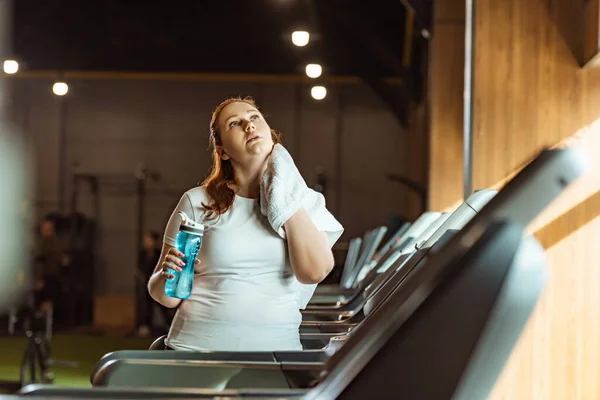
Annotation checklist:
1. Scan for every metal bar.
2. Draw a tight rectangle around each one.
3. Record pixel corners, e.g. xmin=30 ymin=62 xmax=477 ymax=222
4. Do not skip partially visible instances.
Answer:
xmin=57 ymin=93 xmax=68 ymax=211
xmin=463 ymin=0 xmax=475 ymax=199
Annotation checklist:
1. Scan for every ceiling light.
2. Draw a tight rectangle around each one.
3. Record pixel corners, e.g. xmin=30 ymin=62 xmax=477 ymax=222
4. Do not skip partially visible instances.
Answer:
xmin=311 ymin=86 xmax=327 ymax=100
xmin=3 ymin=60 xmax=18 ymax=74
xmin=292 ymin=31 xmax=310 ymax=47
xmin=53 ymin=82 xmax=69 ymax=96
xmin=305 ymin=64 xmax=322 ymax=79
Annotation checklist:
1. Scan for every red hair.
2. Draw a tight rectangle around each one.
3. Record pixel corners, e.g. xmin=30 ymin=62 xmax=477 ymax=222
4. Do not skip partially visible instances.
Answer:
xmin=201 ymin=97 xmax=282 ymax=219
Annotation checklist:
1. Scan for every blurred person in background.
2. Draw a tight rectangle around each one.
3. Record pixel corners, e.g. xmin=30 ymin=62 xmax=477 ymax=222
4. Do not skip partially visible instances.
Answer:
xmin=135 ymin=231 xmax=172 ymax=336
xmin=33 ymin=217 xmax=69 ymax=321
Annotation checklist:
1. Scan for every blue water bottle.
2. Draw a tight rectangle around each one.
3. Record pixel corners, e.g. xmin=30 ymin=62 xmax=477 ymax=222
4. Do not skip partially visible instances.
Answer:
xmin=164 ymin=211 xmax=204 ymax=300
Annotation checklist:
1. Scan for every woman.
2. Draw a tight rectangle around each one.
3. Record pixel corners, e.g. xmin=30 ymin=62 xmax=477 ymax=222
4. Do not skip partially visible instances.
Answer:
xmin=148 ymin=97 xmax=343 ymax=352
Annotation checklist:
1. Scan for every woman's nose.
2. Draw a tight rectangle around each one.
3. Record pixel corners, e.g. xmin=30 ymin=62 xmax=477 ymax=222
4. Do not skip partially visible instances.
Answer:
xmin=244 ymin=121 xmax=255 ymax=132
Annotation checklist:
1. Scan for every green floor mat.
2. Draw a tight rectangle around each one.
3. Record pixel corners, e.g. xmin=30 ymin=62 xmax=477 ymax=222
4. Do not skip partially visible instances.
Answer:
xmin=0 ymin=333 xmax=153 ymax=390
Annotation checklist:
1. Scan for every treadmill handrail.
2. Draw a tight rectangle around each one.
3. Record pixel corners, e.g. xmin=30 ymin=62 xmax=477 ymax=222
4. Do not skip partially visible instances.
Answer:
xmin=338 ymin=237 xmax=362 ymax=288
xmin=346 ymin=226 xmax=387 ymax=288
xmin=20 ymin=384 xmax=310 ymax=398
xmin=372 ymin=222 xmax=411 ymax=261
xmin=307 ymin=148 xmax=588 ymax=399
xmin=309 ymin=222 xmax=517 ymax=399
xmin=308 ymin=216 xmax=439 ymax=310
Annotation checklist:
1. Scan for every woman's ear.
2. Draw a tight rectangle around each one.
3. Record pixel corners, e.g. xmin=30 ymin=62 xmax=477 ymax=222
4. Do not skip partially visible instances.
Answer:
xmin=216 ymin=146 xmax=230 ymax=160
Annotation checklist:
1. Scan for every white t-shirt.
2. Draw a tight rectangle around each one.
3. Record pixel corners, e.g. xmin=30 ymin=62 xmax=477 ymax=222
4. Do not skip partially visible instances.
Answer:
xmin=163 ymin=186 xmax=339 ymax=351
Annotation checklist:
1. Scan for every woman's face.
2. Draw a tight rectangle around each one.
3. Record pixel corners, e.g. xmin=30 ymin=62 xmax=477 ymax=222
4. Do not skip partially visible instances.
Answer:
xmin=216 ymin=101 xmax=274 ymax=164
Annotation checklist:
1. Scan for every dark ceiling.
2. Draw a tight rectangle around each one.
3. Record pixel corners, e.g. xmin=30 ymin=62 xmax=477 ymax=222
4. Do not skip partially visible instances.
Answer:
xmin=11 ymin=0 xmax=431 ymax=77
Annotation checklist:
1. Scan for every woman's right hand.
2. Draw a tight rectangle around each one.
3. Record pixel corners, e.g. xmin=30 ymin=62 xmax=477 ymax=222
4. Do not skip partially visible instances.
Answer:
xmin=158 ymin=248 xmax=202 ymax=279
xmin=159 ymin=248 xmax=186 ymax=280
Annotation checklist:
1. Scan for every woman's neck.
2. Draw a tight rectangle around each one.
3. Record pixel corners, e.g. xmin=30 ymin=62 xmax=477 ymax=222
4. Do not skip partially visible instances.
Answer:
xmin=230 ymin=160 xmax=266 ymax=199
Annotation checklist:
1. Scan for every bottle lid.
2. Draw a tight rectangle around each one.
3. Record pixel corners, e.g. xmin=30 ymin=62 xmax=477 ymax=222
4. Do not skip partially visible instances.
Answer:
xmin=178 ymin=211 xmax=204 ymax=235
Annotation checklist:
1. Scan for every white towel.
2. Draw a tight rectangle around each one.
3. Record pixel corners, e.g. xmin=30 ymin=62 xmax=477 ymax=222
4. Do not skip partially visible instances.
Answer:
xmin=260 ymin=144 xmax=344 ymax=247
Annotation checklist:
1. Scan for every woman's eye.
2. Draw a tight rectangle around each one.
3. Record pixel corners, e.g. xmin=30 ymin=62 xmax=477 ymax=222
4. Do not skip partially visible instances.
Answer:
xmin=229 ymin=121 xmax=239 ymax=128
xmin=250 ymin=115 xmax=260 ymax=121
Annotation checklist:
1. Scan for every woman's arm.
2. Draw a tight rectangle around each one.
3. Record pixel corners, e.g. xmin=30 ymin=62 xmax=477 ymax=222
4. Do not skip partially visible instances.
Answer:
xmin=148 ymin=242 xmax=183 ymax=309
xmin=148 ymin=192 xmax=199 ymax=308
xmin=284 ymin=207 xmax=335 ymax=284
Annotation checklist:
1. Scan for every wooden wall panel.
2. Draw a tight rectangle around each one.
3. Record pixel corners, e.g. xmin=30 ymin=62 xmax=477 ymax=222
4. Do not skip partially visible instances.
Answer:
xmin=490 ymin=125 xmax=600 ymax=400
xmin=429 ymin=0 xmax=600 ymax=397
xmin=428 ymin=0 xmax=465 ymax=210
xmin=472 ymin=0 xmax=600 ymax=398
xmin=473 ymin=0 xmax=594 ymax=191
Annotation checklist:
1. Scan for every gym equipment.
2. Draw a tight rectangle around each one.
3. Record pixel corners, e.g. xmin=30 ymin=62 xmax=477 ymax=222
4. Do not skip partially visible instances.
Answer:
xmin=14 ymin=148 xmax=590 ymax=400
xmin=87 ymin=208 xmax=465 ymax=385
xmin=301 ymin=212 xmax=452 ymax=319
xmin=2 ymin=293 xmax=78 ymax=392
xmin=316 ymin=225 xmax=387 ymax=295
xmin=72 ymin=147 xmax=588 ymax=394
xmin=349 ymin=212 xmax=450 ymax=294
xmin=332 ymin=222 xmax=409 ymax=295
xmin=370 ymin=221 xmax=410 ymax=264
xmin=345 ymin=222 xmax=411 ymax=287
xmin=310 ymin=211 xmax=439 ymax=303
xmin=33 ymin=223 xmax=537 ymax=398
xmin=310 ymin=226 xmax=415 ymax=306
xmin=123 ymin=190 xmax=494 ymax=357
xmin=335 ymin=237 xmax=362 ymax=290
xmin=298 ymin=190 xmax=495 ymax=330
xmin=337 ymin=226 xmax=387 ymax=289
xmin=65 ymin=167 xmax=163 ymax=326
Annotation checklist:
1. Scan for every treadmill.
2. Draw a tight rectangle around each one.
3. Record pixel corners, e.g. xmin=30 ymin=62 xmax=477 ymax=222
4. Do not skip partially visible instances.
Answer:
xmin=338 ymin=226 xmax=387 ymax=289
xmin=88 ymin=190 xmax=494 ymax=386
xmin=301 ymin=212 xmax=451 ymax=318
xmin=85 ymin=209 xmax=462 ymax=385
xmin=92 ymin=195 xmax=488 ymax=376
xmin=309 ymin=212 xmax=440 ymax=304
xmin=87 ymin=211 xmax=453 ymax=384
xmin=18 ymin=147 xmax=589 ymax=399
xmin=15 ymin=224 xmax=545 ymax=400
xmin=307 ymin=212 xmax=448 ymax=308
xmin=332 ymin=236 xmax=362 ymax=293
xmin=297 ymin=190 xmax=495 ymax=339
xmin=76 ymin=147 xmax=588 ymax=390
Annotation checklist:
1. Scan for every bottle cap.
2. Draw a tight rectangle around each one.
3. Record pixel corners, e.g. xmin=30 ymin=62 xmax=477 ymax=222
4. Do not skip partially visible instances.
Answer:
xmin=178 ymin=211 xmax=204 ymax=235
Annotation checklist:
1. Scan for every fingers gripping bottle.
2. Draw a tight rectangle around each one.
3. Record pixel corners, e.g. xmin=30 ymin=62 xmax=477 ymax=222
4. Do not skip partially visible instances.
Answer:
xmin=164 ymin=211 xmax=204 ymax=300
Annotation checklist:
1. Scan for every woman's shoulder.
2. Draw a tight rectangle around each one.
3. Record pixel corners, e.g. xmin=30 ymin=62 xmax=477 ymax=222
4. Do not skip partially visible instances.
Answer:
xmin=182 ymin=185 xmax=210 ymax=207
xmin=176 ymin=185 xmax=212 ymax=224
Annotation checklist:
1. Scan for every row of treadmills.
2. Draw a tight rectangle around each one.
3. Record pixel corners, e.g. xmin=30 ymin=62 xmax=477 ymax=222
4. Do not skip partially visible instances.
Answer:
xmin=10 ymin=147 xmax=589 ymax=400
